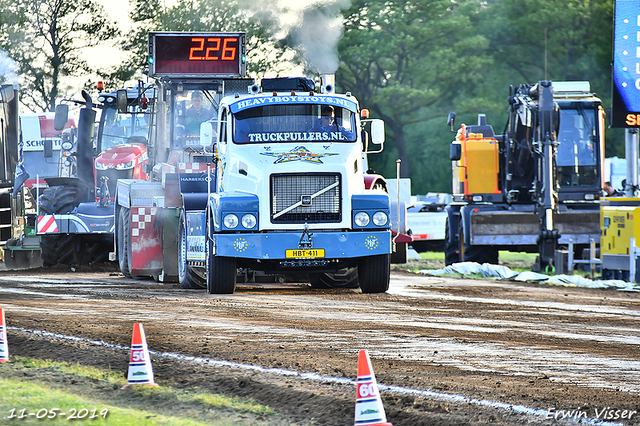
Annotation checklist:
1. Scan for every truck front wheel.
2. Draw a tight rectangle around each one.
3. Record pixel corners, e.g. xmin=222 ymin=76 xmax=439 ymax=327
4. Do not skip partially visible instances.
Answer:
xmin=205 ymin=222 xmax=236 ymax=294
xmin=358 ymin=254 xmax=390 ymax=293
xmin=206 ymin=252 xmax=237 ymax=294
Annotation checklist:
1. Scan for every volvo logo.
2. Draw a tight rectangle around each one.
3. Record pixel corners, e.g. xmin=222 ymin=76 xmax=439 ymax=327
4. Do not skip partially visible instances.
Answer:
xmin=301 ymin=195 xmax=312 ymax=206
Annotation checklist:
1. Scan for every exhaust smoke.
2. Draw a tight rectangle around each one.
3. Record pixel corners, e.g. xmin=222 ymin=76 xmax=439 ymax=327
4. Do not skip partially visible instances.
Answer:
xmin=241 ymin=0 xmax=351 ymax=74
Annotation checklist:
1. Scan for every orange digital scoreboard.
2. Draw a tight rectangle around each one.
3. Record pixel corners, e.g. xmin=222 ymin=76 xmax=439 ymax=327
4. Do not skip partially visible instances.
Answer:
xmin=148 ymin=32 xmax=245 ymax=78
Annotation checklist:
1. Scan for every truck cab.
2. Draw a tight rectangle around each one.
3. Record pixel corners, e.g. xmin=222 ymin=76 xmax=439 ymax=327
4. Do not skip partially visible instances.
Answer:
xmin=203 ymin=77 xmax=392 ymax=293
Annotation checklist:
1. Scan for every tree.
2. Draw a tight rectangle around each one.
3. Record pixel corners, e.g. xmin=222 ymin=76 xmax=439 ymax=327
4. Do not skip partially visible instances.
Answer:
xmin=0 ymin=0 xmax=119 ymax=112
xmin=101 ymin=0 xmax=297 ymax=87
xmin=338 ymin=0 xmax=492 ymax=190
xmin=478 ymin=0 xmax=620 ymax=157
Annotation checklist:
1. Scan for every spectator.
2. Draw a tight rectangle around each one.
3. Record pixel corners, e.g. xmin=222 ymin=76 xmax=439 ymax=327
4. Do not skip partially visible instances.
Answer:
xmin=604 ymin=181 xmax=623 ymax=196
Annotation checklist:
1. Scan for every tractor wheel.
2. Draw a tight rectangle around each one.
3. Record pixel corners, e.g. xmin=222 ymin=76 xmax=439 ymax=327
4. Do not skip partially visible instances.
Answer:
xmin=39 ymin=186 xmax=82 ymax=214
xmin=39 ymin=186 xmax=84 ymax=267
xmin=80 ymin=235 xmax=112 ymax=265
xmin=178 ymin=212 xmax=206 ymax=289
xmin=358 ymin=254 xmax=390 ymax=293
xmin=40 ymin=234 xmax=78 ymax=267
xmin=117 ymin=208 xmax=131 ymax=277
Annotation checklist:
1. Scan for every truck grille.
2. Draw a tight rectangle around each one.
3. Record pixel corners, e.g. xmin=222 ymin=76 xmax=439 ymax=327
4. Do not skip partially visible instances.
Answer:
xmin=271 ymin=173 xmax=341 ymax=223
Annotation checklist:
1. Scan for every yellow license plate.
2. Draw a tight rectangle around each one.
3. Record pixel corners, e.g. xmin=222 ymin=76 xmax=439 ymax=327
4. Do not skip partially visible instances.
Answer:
xmin=285 ymin=249 xmax=325 ymax=258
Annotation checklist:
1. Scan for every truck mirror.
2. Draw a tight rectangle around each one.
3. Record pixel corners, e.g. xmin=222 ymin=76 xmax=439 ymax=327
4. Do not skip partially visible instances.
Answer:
xmin=370 ymin=119 xmax=385 ymax=145
xmin=447 ymin=112 xmax=456 ymax=132
xmin=200 ymin=121 xmax=215 ymax=147
xmin=43 ymin=139 xmax=53 ymax=158
xmin=116 ymin=89 xmax=127 ymax=113
xmin=54 ymin=104 xmax=69 ymax=131
xmin=450 ymin=143 xmax=461 ymax=161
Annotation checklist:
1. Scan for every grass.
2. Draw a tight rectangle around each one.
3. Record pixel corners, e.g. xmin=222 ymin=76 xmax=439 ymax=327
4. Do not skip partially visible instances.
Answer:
xmin=0 ymin=357 xmax=289 ymax=426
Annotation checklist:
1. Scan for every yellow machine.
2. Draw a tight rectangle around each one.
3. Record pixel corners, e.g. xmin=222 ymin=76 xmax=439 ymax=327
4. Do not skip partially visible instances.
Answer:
xmin=601 ymin=199 xmax=640 ymax=280
xmin=446 ymin=81 xmax=604 ymax=271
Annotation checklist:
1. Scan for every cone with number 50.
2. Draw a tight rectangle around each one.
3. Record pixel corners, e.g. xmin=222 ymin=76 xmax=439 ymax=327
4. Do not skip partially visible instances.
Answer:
xmin=0 ymin=308 xmax=8 ymax=362
xmin=354 ymin=349 xmax=392 ymax=426
xmin=122 ymin=323 xmax=157 ymax=389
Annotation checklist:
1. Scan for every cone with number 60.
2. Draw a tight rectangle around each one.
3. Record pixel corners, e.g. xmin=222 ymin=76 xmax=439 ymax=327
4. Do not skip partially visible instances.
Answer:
xmin=122 ymin=323 xmax=157 ymax=389
xmin=0 ymin=308 xmax=8 ymax=362
xmin=354 ymin=349 xmax=392 ymax=426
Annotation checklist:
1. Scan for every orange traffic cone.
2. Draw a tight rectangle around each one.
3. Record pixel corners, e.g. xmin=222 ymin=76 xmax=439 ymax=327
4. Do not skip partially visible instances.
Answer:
xmin=121 ymin=323 xmax=157 ymax=389
xmin=354 ymin=349 xmax=392 ymax=426
xmin=0 ymin=308 xmax=8 ymax=362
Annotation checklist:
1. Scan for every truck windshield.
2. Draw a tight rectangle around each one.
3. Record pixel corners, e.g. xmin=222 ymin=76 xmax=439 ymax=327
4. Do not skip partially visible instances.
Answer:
xmin=101 ymin=108 xmax=150 ymax=151
xmin=556 ymin=105 xmax=599 ymax=188
xmin=232 ymin=104 xmax=357 ymax=144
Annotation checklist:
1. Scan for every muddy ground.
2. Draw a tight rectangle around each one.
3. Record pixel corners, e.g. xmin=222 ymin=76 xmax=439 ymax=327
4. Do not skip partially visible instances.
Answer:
xmin=1 ymin=261 xmax=639 ymax=425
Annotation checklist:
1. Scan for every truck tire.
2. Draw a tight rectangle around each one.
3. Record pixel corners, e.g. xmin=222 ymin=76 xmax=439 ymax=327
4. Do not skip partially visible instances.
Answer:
xmin=205 ymin=219 xmax=237 ymax=294
xmin=178 ymin=213 xmax=206 ymax=289
xmin=310 ymin=267 xmax=359 ymax=289
xmin=444 ymin=218 xmax=460 ymax=265
xmin=39 ymin=186 xmax=83 ymax=267
xmin=206 ymin=254 xmax=237 ymax=294
xmin=358 ymin=254 xmax=390 ymax=293
xmin=117 ymin=207 xmax=131 ymax=278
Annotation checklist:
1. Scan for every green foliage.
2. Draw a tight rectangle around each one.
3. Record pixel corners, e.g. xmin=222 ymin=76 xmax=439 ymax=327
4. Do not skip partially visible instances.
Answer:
xmin=338 ymin=0 xmax=493 ymax=193
xmin=339 ymin=0 xmax=616 ymax=194
xmin=0 ymin=0 xmax=120 ymax=111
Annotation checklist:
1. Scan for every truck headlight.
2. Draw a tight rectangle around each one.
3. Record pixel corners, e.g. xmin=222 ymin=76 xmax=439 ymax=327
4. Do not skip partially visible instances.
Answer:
xmin=372 ymin=211 xmax=388 ymax=226
xmin=354 ymin=212 xmax=370 ymax=227
xmin=241 ymin=213 xmax=256 ymax=229
xmin=223 ymin=213 xmax=239 ymax=229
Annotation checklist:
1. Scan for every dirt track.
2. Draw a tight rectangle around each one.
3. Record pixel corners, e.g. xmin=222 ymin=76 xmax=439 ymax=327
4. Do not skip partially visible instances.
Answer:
xmin=1 ymin=265 xmax=640 ymax=425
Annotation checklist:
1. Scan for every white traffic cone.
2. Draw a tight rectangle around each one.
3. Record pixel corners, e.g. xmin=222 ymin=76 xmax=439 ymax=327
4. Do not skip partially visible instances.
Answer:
xmin=121 ymin=323 xmax=157 ymax=389
xmin=354 ymin=349 xmax=392 ymax=425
